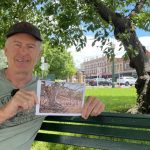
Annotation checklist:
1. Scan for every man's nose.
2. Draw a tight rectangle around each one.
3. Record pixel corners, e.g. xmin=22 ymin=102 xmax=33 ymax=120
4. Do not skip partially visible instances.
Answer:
xmin=19 ymin=46 xmax=28 ymax=54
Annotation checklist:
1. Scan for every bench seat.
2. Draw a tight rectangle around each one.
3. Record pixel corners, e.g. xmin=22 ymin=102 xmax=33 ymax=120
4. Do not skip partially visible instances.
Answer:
xmin=35 ymin=112 xmax=150 ymax=150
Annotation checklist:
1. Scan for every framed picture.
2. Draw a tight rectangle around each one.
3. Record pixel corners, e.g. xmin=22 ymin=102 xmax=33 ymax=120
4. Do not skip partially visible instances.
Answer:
xmin=36 ymin=80 xmax=85 ymax=116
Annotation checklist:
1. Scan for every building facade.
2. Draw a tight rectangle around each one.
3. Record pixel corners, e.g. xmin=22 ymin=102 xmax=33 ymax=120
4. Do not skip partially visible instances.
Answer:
xmin=81 ymin=56 xmax=137 ymax=80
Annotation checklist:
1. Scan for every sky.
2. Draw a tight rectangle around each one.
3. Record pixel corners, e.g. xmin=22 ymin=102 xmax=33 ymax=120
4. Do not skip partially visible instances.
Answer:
xmin=68 ymin=29 xmax=150 ymax=68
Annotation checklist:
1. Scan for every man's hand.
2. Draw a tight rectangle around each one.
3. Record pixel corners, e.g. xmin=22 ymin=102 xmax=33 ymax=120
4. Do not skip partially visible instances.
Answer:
xmin=0 ymin=90 xmax=38 ymax=123
xmin=81 ymin=96 xmax=105 ymax=119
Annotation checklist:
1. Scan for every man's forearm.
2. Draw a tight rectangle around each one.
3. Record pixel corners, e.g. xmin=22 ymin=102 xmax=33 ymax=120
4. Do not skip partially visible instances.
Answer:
xmin=0 ymin=106 xmax=8 ymax=124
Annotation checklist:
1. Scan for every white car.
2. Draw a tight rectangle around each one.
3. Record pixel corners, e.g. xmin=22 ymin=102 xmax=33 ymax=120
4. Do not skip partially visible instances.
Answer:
xmin=117 ymin=76 xmax=137 ymax=86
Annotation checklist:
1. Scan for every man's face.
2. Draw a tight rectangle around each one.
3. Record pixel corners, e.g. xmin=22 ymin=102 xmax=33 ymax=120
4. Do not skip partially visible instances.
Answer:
xmin=4 ymin=33 xmax=41 ymax=74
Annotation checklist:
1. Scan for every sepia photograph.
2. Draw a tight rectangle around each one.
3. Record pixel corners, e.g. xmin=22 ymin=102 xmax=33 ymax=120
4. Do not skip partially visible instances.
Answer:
xmin=36 ymin=80 xmax=85 ymax=116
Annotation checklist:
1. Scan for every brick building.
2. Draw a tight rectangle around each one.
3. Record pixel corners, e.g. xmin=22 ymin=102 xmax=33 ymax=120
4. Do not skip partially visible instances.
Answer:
xmin=81 ymin=50 xmax=150 ymax=80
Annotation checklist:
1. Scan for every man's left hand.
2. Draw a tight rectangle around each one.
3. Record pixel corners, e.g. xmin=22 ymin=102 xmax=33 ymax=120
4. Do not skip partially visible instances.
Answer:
xmin=81 ymin=96 xmax=105 ymax=119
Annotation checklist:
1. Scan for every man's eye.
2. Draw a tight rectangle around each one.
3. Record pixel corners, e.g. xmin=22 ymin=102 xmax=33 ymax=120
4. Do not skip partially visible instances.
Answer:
xmin=14 ymin=44 xmax=21 ymax=47
xmin=28 ymin=45 xmax=34 ymax=49
xmin=27 ymin=45 xmax=34 ymax=49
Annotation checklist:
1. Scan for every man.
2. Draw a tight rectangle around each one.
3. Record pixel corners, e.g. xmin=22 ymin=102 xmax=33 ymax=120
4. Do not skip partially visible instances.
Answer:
xmin=0 ymin=22 xmax=105 ymax=150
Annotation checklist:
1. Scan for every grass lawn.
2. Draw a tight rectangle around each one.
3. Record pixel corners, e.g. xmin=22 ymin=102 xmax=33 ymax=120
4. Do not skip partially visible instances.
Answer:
xmin=31 ymin=86 xmax=137 ymax=150
xmin=85 ymin=86 xmax=137 ymax=112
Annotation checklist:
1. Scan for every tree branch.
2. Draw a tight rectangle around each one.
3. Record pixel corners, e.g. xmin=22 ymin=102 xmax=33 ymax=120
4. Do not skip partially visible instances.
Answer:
xmin=84 ymin=0 xmax=129 ymax=34
xmin=128 ymin=0 xmax=147 ymax=19
xmin=84 ymin=0 xmax=120 ymax=26
xmin=84 ymin=0 xmax=149 ymax=77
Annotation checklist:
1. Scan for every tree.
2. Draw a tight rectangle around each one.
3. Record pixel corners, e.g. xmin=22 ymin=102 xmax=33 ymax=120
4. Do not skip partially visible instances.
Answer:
xmin=34 ymin=41 xmax=76 ymax=79
xmin=0 ymin=0 xmax=150 ymax=113
xmin=0 ymin=0 xmax=38 ymax=48
xmin=38 ymin=0 xmax=150 ymax=113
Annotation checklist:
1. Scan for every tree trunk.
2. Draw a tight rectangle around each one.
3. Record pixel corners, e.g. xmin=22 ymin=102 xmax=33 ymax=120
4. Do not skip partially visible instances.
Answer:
xmin=85 ymin=0 xmax=150 ymax=113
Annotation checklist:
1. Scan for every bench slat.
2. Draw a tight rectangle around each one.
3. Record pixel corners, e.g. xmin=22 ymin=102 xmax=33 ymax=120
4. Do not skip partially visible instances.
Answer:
xmin=35 ymin=133 xmax=150 ymax=150
xmin=40 ymin=122 xmax=150 ymax=141
xmin=45 ymin=112 xmax=150 ymax=128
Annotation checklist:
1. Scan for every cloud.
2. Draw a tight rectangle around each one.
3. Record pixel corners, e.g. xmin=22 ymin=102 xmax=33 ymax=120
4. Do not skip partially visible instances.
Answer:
xmin=68 ymin=36 xmax=150 ymax=68
xmin=68 ymin=36 xmax=103 ymax=67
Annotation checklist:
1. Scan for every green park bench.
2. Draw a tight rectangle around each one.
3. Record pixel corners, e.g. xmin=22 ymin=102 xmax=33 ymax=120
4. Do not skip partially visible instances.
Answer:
xmin=35 ymin=112 xmax=150 ymax=150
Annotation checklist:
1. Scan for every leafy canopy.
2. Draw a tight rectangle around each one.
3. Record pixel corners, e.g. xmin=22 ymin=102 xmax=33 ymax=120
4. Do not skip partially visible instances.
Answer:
xmin=34 ymin=41 xmax=76 ymax=79
xmin=0 ymin=0 xmax=149 ymax=70
xmin=0 ymin=0 xmax=149 ymax=50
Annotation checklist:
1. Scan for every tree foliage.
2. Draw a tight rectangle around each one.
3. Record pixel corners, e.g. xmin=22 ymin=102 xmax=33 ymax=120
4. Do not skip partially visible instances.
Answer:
xmin=0 ymin=0 xmax=38 ymax=47
xmin=0 ymin=51 xmax=7 ymax=69
xmin=0 ymin=0 xmax=149 ymax=51
xmin=34 ymin=41 xmax=76 ymax=79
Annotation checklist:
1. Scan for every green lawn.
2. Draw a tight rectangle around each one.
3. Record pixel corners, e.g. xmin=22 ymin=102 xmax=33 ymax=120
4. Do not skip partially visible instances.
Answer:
xmin=31 ymin=86 xmax=137 ymax=150
xmin=85 ymin=86 xmax=137 ymax=112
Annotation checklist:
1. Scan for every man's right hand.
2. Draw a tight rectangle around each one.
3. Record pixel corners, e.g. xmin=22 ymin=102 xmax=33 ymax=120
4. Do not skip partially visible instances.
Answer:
xmin=0 ymin=90 xmax=38 ymax=124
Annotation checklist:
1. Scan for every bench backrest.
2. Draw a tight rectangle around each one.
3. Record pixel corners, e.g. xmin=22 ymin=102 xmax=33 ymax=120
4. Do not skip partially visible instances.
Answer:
xmin=35 ymin=112 xmax=150 ymax=150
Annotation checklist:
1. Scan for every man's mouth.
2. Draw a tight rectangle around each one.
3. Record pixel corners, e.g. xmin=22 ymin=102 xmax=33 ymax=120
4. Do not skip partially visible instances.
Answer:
xmin=15 ymin=58 xmax=30 ymax=64
xmin=16 ymin=58 xmax=29 ymax=62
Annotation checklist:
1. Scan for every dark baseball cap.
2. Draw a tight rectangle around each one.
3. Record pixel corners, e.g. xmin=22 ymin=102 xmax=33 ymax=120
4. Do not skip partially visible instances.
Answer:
xmin=6 ymin=21 xmax=42 ymax=41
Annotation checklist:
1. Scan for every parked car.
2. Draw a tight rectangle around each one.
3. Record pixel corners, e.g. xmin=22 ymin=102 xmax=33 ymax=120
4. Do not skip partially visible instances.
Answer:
xmin=97 ymin=78 xmax=107 ymax=86
xmin=117 ymin=76 xmax=137 ymax=86
xmin=88 ymin=78 xmax=98 ymax=86
xmin=98 ymin=78 xmax=112 ymax=86
xmin=105 ymin=78 xmax=112 ymax=85
xmin=89 ymin=78 xmax=112 ymax=86
xmin=85 ymin=78 xmax=93 ymax=85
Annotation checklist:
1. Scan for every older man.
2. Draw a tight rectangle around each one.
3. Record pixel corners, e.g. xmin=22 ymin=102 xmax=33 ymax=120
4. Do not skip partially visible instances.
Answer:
xmin=0 ymin=22 xmax=104 ymax=150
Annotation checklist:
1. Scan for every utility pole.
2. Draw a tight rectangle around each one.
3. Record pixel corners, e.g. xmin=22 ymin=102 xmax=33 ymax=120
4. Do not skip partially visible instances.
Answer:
xmin=96 ymin=67 xmax=100 ymax=86
xmin=112 ymin=44 xmax=115 ymax=88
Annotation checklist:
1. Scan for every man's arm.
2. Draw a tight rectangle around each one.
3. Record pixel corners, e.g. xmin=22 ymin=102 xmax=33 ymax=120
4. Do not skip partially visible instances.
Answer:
xmin=0 ymin=90 xmax=38 ymax=124
xmin=0 ymin=106 xmax=9 ymax=124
